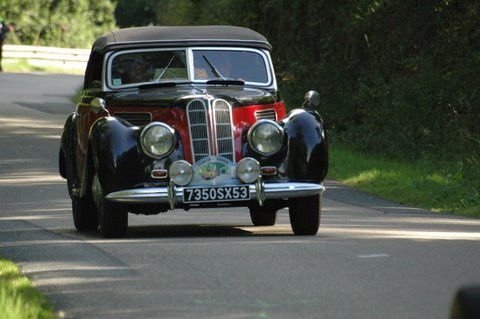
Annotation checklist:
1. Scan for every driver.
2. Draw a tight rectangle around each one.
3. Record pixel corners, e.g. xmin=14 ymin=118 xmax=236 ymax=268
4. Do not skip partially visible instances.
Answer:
xmin=114 ymin=56 xmax=153 ymax=85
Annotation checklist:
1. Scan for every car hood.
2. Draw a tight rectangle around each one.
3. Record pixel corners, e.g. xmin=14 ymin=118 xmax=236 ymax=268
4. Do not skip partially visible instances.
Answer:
xmin=105 ymin=85 xmax=279 ymax=108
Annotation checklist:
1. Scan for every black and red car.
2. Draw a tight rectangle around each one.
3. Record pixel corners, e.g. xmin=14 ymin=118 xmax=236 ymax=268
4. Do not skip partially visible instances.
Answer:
xmin=59 ymin=26 xmax=328 ymax=237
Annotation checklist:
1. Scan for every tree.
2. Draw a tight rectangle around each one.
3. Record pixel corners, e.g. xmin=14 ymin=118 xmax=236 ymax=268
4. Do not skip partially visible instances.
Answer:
xmin=0 ymin=0 xmax=116 ymax=48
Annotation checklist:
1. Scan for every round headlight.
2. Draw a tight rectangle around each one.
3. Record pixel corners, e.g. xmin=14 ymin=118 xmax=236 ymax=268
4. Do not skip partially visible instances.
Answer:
xmin=169 ymin=160 xmax=193 ymax=186
xmin=247 ymin=120 xmax=284 ymax=155
xmin=141 ymin=122 xmax=175 ymax=158
xmin=236 ymin=157 xmax=261 ymax=183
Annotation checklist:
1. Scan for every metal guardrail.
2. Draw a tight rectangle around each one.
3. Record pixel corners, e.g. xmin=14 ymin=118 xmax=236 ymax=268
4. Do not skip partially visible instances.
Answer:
xmin=3 ymin=45 xmax=90 ymax=62
xmin=3 ymin=45 xmax=89 ymax=71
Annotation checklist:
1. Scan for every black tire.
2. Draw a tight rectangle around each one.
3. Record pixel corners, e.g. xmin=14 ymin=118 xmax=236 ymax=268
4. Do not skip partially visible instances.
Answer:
xmin=289 ymin=195 xmax=321 ymax=235
xmin=250 ymin=207 xmax=277 ymax=226
xmin=450 ymin=286 xmax=480 ymax=319
xmin=94 ymin=175 xmax=128 ymax=238
xmin=72 ymin=195 xmax=98 ymax=231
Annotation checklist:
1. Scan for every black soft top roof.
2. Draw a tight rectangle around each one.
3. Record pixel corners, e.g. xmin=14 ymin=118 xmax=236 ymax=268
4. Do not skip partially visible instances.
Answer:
xmin=92 ymin=26 xmax=272 ymax=53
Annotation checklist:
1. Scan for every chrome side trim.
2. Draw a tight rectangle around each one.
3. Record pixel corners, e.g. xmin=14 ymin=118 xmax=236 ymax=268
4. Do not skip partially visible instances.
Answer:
xmin=105 ymin=182 xmax=325 ymax=204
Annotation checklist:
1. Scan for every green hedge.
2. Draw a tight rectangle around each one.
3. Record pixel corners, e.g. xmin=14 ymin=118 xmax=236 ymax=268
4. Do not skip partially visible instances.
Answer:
xmin=116 ymin=1 xmax=479 ymax=159
xmin=3 ymin=0 xmax=479 ymax=202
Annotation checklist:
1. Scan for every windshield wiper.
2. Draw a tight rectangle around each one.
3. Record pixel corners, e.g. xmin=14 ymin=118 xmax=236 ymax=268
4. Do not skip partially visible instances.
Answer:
xmin=138 ymin=82 xmax=176 ymax=90
xmin=155 ymin=55 xmax=176 ymax=82
xmin=206 ymin=78 xmax=245 ymax=86
xmin=203 ymin=54 xmax=225 ymax=80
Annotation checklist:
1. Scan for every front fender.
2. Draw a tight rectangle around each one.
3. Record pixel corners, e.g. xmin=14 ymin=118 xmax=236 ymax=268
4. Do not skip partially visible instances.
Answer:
xmin=88 ymin=117 xmax=142 ymax=195
xmin=88 ymin=117 xmax=184 ymax=195
xmin=281 ymin=109 xmax=328 ymax=183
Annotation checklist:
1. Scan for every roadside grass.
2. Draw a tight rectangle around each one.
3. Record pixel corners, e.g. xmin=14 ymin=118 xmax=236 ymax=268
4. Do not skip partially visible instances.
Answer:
xmin=1 ymin=67 xmax=72 ymax=319
xmin=329 ymin=146 xmax=480 ymax=218
xmin=0 ymin=258 xmax=55 ymax=319
xmin=3 ymin=58 xmax=85 ymax=75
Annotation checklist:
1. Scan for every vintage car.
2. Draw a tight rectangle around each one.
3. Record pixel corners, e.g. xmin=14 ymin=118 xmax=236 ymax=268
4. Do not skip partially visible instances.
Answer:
xmin=59 ymin=26 xmax=328 ymax=237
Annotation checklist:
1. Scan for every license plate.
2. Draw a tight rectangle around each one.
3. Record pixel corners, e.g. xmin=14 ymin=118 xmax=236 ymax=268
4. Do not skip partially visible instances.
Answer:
xmin=183 ymin=186 xmax=250 ymax=203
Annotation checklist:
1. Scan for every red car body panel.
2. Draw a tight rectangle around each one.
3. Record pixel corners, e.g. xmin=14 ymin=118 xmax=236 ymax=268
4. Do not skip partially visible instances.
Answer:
xmin=107 ymin=101 xmax=286 ymax=163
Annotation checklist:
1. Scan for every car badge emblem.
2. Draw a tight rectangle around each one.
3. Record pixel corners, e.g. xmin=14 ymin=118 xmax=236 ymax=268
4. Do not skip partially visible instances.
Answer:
xmin=198 ymin=161 xmax=230 ymax=180
xmin=198 ymin=156 xmax=231 ymax=181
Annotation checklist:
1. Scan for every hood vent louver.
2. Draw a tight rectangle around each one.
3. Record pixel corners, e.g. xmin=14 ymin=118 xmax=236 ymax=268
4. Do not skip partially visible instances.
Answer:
xmin=254 ymin=109 xmax=277 ymax=121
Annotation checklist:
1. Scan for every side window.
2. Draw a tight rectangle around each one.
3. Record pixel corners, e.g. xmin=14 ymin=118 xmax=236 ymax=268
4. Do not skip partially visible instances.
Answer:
xmin=84 ymin=52 xmax=103 ymax=89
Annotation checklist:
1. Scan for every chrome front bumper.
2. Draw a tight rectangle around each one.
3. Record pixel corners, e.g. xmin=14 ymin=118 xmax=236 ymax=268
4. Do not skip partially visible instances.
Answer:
xmin=106 ymin=182 xmax=325 ymax=208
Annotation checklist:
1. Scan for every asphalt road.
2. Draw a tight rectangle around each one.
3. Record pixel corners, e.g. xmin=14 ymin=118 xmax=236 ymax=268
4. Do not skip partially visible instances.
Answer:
xmin=0 ymin=72 xmax=479 ymax=319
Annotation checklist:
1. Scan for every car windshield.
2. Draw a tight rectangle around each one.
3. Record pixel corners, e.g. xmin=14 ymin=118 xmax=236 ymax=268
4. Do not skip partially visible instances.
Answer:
xmin=192 ymin=49 xmax=268 ymax=84
xmin=110 ymin=50 xmax=188 ymax=87
xmin=107 ymin=48 xmax=270 ymax=88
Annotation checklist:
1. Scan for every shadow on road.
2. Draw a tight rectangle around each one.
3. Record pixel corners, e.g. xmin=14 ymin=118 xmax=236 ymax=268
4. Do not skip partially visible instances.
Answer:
xmin=127 ymin=224 xmax=255 ymax=238
xmin=69 ymin=224 xmax=297 ymax=240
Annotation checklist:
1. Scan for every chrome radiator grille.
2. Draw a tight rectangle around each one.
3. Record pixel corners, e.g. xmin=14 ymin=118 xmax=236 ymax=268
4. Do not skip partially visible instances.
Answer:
xmin=213 ymin=100 xmax=234 ymax=161
xmin=187 ymin=100 xmax=210 ymax=162
xmin=186 ymin=99 xmax=235 ymax=163
xmin=114 ymin=112 xmax=152 ymax=126
xmin=254 ymin=109 xmax=277 ymax=121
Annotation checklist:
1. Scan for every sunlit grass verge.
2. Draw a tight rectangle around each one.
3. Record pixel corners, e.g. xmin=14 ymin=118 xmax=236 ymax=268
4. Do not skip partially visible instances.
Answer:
xmin=3 ymin=58 xmax=85 ymax=75
xmin=0 ymin=258 xmax=55 ymax=319
xmin=329 ymin=146 xmax=480 ymax=218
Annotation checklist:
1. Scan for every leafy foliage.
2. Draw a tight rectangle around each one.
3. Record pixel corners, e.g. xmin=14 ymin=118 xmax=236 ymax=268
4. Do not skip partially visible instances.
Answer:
xmin=112 ymin=0 xmax=479 ymax=206
xmin=0 ymin=0 xmax=116 ymax=48
xmin=1 ymin=0 xmax=479 ymax=207
xmin=113 ymin=2 xmax=479 ymax=148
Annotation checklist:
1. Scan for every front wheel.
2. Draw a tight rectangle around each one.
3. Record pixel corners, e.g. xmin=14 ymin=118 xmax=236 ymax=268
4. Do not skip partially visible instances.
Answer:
xmin=250 ymin=207 xmax=277 ymax=226
xmin=289 ymin=195 xmax=321 ymax=235
xmin=72 ymin=195 xmax=98 ymax=231
xmin=93 ymin=174 xmax=128 ymax=238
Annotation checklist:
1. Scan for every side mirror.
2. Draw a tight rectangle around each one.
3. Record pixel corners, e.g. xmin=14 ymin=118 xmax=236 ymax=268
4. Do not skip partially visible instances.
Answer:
xmin=302 ymin=90 xmax=320 ymax=109
xmin=90 ymin=98 xmax=108 ymax=114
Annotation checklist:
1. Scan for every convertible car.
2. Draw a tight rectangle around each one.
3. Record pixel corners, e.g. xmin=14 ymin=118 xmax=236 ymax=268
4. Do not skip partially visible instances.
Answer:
xmin=59 ymin=26 xmax=328 ymax=237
